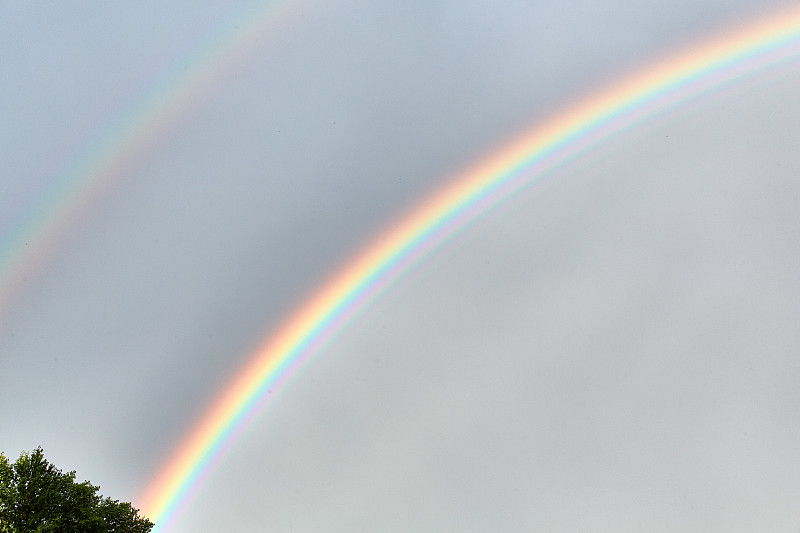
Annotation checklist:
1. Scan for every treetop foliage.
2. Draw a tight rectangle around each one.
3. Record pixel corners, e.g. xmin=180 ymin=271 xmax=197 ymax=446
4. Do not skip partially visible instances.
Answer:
xmin=0 ymin=447 xmax=153 ymax=533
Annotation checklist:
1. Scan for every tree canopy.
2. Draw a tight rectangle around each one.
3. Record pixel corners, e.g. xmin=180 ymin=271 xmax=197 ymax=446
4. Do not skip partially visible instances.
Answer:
xmin=0 ymin=447 xmax=153 ymax=533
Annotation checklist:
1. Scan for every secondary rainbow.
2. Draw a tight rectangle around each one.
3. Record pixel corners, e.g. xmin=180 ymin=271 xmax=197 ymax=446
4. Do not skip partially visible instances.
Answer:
xmin=0 ymin=0 xmax=313 ymax=319
xmin=140 ymin=7 xmax=800 ymax=531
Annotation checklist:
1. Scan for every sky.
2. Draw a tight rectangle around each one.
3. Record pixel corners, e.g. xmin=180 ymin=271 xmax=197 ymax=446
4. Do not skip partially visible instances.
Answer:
xmin=2 ymin=1 xmax=800 ymax=531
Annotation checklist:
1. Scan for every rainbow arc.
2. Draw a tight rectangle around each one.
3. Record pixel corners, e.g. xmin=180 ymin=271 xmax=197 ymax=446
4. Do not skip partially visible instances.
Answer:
xmin=141 ymin=7 xmax=800 ymax=531
xmin=5 ymin=5 xmax=797 ymax=532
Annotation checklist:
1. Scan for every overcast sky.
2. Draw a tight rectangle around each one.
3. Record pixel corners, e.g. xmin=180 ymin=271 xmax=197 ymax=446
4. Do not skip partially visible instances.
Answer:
xmin=2 ymin=1 xmax=800 ymax=531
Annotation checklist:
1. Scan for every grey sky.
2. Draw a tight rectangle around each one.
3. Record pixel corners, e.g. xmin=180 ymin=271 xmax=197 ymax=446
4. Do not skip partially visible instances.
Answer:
xmin=2 ymin=1 xmax=799 ymax=531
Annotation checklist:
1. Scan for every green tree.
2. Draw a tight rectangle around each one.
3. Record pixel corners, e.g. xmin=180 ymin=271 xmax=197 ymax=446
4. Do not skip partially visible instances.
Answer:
xmin=0 ymin=448 xmax=153 ymax=533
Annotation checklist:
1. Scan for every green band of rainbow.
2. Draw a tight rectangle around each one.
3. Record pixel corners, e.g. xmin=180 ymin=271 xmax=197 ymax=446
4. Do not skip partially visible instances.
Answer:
xmin=134 ymin=7 xmax=800 ymax=530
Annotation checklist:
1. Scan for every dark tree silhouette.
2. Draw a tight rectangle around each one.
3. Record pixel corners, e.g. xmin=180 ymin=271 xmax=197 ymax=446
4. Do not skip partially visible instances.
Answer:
xmin=0 ymin=447 xmax=153 ymax=533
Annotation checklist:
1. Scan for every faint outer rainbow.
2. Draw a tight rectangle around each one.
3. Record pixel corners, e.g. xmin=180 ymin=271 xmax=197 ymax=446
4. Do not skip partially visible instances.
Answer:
xmin=0 ymin=0 xmax=314 ymax=319
xmin=140 ymin=7 xmax=800 ymax=531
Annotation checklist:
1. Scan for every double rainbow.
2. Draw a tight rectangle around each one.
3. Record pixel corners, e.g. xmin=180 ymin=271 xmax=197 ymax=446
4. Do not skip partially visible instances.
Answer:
xmin=8 ymin=4 xmax=799 ymax=532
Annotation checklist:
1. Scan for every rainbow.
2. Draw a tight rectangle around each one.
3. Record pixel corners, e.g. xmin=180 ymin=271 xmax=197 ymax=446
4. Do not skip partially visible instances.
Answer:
xmin=133 ymin=6 xmax=798 ymax=531
xmin=0 ymin=0 xmax=314 ymax=319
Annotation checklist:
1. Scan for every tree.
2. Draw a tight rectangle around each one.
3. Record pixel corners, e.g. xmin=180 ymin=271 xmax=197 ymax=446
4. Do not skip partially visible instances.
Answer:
xmin=0 ymin=448 xmax=153 ymax=533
